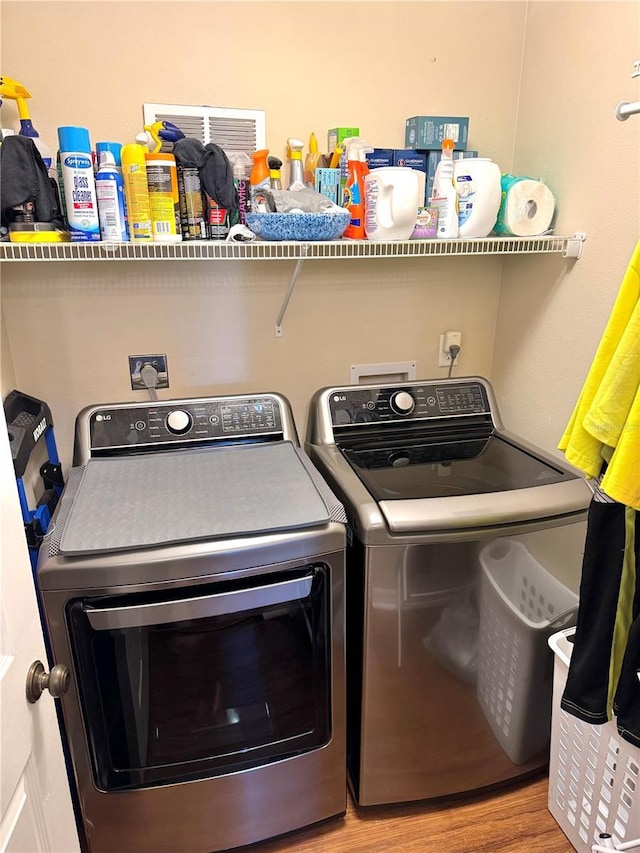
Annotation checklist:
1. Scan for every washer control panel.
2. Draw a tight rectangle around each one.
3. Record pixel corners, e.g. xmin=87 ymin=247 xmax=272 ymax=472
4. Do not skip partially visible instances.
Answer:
xmin=329 ymin=382 xmax=490 ymax=427
xmin=88 ymin=396 xmax=283 ymax=453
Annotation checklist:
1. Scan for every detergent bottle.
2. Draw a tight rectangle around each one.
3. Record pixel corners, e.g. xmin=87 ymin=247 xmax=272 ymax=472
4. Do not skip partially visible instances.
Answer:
xmin=342 ymin=138 xmax=372 ymax=240
xmin=249 ymin=149 xmax=270 ymax=212
xmin=287 ymin=138 xmax=305 ymax=191
xmin=432 ymin=138 xmax=458 ymax=239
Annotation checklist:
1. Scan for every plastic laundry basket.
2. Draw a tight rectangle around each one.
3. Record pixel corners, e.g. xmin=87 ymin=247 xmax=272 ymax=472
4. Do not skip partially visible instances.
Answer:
xmin=477 ymin=539 xmax=579 ymax=764
xmin=548 ymin=628 xmax=640 ymax=853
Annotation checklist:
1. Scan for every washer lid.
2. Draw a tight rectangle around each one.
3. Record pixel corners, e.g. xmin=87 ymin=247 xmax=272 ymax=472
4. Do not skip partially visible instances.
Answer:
xmin=59 ymin=442 xmax=330 ymax=556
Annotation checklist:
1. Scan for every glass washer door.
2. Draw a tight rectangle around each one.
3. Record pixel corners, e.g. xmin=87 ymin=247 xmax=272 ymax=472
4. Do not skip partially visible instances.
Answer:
xmin=67 ymin=565 xmax=331 ymax=791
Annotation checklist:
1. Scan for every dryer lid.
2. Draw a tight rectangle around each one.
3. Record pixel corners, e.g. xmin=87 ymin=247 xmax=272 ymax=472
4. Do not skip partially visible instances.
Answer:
xmin=59 ymin=442 xmax=330 ymax=556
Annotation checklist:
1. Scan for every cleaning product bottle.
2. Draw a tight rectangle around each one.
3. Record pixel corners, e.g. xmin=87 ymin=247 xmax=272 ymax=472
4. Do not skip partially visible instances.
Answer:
xmin=304 ymin=132 xmax=321 ymax=187
xmin=0 ymin=76 xmax=54 ymax=172
xmin=342 ymin=138 xmax=372 ymax=240
xmin=121 ymin=143 xmax=152 ymax=242
xmin=453 ymin=157 xmax=501 ymax=238
xmin=287 ymin=138 xmax=305 ymax=191
xmin=95 ymin=148 xmax=129 ymax=241
xmin=145 ymin=151 xmax=181 ymax=242
xmin=268 ymin=156 xmax=283 ymax=189
xmin=57 ymin=126 xmax=101 ymax=242
xmin=432 ymin=138 xmax=458 ymax=239
xmin=227 ymin=151 xmax=252 ymax=225
xmin=249 ymin=149 xmax=270 ymax=212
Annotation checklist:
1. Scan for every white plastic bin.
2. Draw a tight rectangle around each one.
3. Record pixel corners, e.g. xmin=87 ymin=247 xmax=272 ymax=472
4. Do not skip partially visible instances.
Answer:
xmin=477 ymin=539 xmax=578 ymax=764
xmin=548 ymin=628 xmax=640 ymax=853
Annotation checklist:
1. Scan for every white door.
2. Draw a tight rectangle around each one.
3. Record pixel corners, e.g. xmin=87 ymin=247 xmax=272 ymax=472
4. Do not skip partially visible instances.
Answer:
xmin=0 ymin=406 xmax=80 ymax=853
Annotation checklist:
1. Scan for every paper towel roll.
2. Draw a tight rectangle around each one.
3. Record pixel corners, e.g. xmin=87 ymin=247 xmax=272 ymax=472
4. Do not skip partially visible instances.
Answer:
xmin=494 ymin=175 xmax=556 ymax=237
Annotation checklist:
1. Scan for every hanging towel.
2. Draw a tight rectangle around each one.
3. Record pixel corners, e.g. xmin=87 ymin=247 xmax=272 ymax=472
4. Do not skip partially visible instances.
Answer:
xmin=558 ymin=239 xmax=640 ymax=507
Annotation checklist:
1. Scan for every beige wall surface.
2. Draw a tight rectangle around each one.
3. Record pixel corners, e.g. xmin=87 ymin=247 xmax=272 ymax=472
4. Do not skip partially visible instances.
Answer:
xmin=1 ymin=0 xmax=526 ymax=470
xmin=493 ymin=1 xmax=640 ymax=452
xmin=1 ymin=1 xmax=638 ymax=474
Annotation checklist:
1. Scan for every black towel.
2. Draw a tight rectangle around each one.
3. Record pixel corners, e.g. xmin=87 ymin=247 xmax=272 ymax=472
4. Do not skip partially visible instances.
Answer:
xmin=0 ymin=135 xmax=64 ymax=227
xmin=173 ymin=138 xmax=238 ymax=210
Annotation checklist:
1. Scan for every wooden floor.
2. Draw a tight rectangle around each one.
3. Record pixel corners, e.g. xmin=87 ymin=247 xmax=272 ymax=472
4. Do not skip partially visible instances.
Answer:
xmin=254 ymin=773 xmax=574 ymax=853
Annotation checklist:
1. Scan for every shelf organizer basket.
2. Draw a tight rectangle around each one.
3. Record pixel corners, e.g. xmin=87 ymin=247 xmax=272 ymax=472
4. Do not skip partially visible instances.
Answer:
xmin=477 ymin=539 xmax=579 ymax=764
xmin=548 ymin=628 xmax=640 ymax=853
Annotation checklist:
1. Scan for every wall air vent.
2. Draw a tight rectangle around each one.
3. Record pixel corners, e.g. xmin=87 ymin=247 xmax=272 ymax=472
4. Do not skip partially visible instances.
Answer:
xmin=142 ymin=103 xmax=266 ymax=154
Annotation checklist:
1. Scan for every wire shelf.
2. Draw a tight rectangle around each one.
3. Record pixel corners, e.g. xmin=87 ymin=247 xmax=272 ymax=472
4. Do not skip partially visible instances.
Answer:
xmin=0 ymin=234 xmax=584 ymax=262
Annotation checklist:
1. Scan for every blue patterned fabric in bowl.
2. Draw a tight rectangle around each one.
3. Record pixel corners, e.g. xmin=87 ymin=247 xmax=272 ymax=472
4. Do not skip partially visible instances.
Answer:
xmin=245 ymin=210 xmax=350 ymax=241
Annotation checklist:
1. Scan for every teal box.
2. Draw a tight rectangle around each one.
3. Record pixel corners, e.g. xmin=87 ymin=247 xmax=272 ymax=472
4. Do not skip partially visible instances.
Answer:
xmin=367 ymin=148 xmax=394 ymax=169
xmin=314 ymin=168 xmax=341 ymax=205
xmin=426 ymin=150 xmax=477 ymax=201
xmin=405 ymin=116 xmax=469 ymax=150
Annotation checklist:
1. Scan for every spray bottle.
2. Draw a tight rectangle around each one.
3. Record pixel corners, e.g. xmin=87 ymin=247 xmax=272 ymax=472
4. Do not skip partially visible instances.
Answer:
xmin=432 ymin=138 xmax=458 ymax=239
xmin=287 ymin=138 xmax=305 ymax=191
xmin=268 ymin=156 xmax=283 ymax=190
xmin=304 ymin=132 xmax=321 ymax=187
xmin=95 ymin=147 xmax=129 ymax=241
xmin=226 ymin=151 xmax=252 ymax=225
xmin=342 ymin=138 xmax=373 ymax=240
xmin=57 ymin=126 xmax=100 ymax=242
xmin=0 ymin=76 xmax=54 ymax=172
xmin=249 ymin=149 xmax=270 ymax=212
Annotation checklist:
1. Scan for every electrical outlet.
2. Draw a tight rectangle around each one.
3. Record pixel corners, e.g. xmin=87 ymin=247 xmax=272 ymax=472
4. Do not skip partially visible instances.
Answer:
xmin=438 ymin=332 xmax=462 ymax=368
xmin=129 ymin=354 xmax=169 ymax=390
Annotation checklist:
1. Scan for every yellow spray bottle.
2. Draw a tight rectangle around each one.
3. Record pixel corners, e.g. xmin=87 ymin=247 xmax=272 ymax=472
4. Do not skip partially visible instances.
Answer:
xmin=304 ymin=132 xmax=321 ymax=188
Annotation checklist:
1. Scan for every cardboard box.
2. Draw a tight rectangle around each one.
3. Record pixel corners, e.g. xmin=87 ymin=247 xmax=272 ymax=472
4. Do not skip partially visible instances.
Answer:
xmin=405 ymin=116 xmax=469 ymax=150
xmin=393 ymin=149 xmax=427 ymax=172
xmin=367 ymin=148 xmax=394 ymax=169
xmin=314 ymin=168 xmax=341 ymax=205
xmin=327 ymin=127 xmax=360 ymax=153
xmin=426 ymin=150 xmax=478 ymax=201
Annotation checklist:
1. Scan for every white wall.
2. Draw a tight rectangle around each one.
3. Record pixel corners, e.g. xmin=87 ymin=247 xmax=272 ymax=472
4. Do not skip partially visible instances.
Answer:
xmin=493 ymin=1 xmax=640 ymax=452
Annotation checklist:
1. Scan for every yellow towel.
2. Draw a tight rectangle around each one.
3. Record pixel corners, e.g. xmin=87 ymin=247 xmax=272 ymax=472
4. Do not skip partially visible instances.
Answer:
xmin=559 ymin=240 xmax=640 ymax=496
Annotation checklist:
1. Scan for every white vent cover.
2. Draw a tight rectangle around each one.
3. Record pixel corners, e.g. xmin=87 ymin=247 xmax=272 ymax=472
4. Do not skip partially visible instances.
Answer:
xmin=142 ymin=103 xmax=266 ymax=153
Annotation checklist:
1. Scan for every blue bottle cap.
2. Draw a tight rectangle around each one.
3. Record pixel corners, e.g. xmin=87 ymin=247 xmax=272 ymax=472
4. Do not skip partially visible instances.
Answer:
xmin=95 ymin=141 xmax=122 ymax=166
xmin=57 ymin=126 xmax=91 ymax=154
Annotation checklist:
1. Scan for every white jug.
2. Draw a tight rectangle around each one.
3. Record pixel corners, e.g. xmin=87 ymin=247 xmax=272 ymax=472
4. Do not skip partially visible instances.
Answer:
xmin=364 ymin=167 xmax=423 ymax=241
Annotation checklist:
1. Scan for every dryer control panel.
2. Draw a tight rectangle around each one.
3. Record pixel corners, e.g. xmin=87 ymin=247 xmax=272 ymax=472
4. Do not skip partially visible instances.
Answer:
xmin=77 ymin=395 xmax=287 ymax=460
xmin=329 ymin=381 xmax=491 ymax=428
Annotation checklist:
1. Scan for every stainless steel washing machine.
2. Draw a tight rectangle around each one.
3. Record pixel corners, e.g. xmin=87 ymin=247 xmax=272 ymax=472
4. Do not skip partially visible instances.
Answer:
xmin=306 ymin=376 xmax=591 ymax=807
xmin=37 ymin=393 xmax=346 ymax=853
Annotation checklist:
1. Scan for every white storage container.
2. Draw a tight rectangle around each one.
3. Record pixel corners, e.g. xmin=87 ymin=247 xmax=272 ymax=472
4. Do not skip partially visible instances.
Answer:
xmin=548 ymin=628 xmax=640 ymax=853
xmin=477 ymin=539 xmax=578 ymax=764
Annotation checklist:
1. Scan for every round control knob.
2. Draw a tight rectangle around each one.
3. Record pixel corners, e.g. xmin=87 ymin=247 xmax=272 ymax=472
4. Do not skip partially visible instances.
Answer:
xmin=390 ymin=390 xmax=415 ymax=415
xmin=166 ymin=409 xmax=192 ymax=435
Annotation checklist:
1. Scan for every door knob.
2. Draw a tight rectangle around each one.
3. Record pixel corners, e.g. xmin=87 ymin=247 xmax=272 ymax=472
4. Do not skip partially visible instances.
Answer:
xmin=25 ymin=660 xmax=70 ymax=703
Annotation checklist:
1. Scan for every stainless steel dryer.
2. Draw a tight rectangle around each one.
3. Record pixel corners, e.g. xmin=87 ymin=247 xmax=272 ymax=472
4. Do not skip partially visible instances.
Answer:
xmin=306 ymin=377 xmax=591 ymax=807
xmin=37 ymin=393 xmax=346 ymax=853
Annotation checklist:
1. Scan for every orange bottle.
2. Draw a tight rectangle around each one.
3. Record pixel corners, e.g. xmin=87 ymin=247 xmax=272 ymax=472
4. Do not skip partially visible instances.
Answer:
xmin=342 ymin=140 xmax=370 ymax=239
xmin=249 ymin=149 xmax=270 ymax=212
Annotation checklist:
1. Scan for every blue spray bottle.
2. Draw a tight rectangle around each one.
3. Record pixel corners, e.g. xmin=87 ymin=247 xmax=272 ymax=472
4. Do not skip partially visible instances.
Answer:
xmin=95 ymin=145 xmax=129 ymax=241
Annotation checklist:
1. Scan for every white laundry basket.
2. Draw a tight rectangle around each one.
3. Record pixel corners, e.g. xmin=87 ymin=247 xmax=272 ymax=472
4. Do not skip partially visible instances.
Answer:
xmin=548 ymin=628 xmax=640 ymax=853
xmin=477 ymin=539 xmax=579 ymax=764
